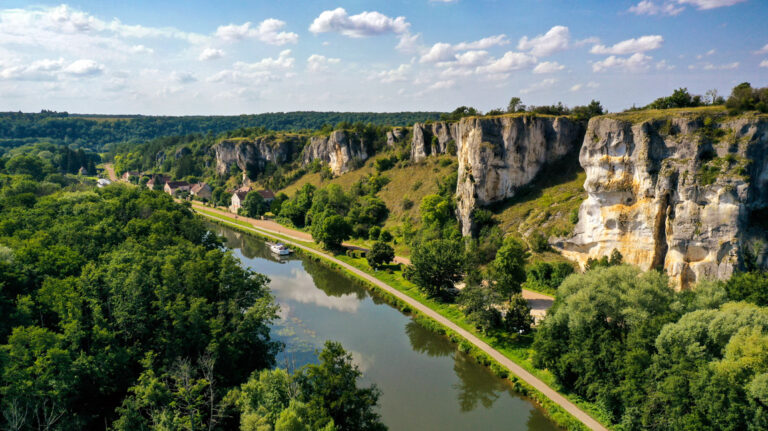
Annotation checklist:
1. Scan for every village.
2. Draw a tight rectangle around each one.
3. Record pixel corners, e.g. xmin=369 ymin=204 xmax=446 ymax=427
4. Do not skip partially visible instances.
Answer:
xmin=116 ymin=170 xmax=275 ymax=214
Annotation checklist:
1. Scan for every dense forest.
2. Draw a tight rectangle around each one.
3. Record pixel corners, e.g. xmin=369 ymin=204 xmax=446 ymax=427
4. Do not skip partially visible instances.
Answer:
xmin=0 ymin=111 xmax=442 ymax=153
xmin=0 ymin=164 xmax=385 ymax=430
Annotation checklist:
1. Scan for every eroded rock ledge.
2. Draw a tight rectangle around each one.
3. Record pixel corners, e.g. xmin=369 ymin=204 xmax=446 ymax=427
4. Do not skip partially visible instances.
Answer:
xmin=555 ymin=114 xmax=768 ymax=289
xmin=302 ymin=130 xmax=370 ymax=176
xmin=455 ymin=115 xmax=583 ymax=235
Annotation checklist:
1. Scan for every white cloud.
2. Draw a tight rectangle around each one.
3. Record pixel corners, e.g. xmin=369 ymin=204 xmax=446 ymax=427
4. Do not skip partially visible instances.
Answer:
xmin=520 ymin=78 xmax=557 ymax=94
xmin=476 ymin=51 xmax=537 ymax=74
xmin=130 ymin=45 xmax=154 ymax=55
xmin=454 ymin=34 xmax=509 ymax=50
xmin=570 ymin=84 xmax=583 ymax=92
xmin=587 ymin=81 xmax=600 ymax=88
xmin=207 ymin=50 xmax=294 ymax=84
xmin=517 ymin=26 xmax=570 ymax=56
xmin=592 ymin=53 xmax=652 ymax=72
xmin=702 ymin=62 xmax=739 ymax=70
xmin=696 ymin=49 xmax=716 ymax=59
xmin=63 ymin=59 xmax=104 ymax=76
xmin=677 ymin=0 xmax=746 ymax=10
xmin=215 ymin=19 xmax=298 ymax=45
xmin=0 ymin=58 xmax=64 ymax=81
xmin=309 ymin=8 xmax=409 ymax=38
xmin=373 ymin=64 xmax=410 ymax=83
xmin=171 ymin=71 xmax=196 ymax=83
xmin=628 ymin=1 xmax=684 ymax=15
xmin=419 ymin=34 xmax=509 ymax=63
xmin=453 ymin=50 xmax=490 ymax=67
xmin=420 ymin=43 xmax=455 ymax=63
xmin=396 ymin=32 xmax=422 ymax=53
xmin=760 ymin=60 xmax=768 ymax=68
xmin=591 ymin=35 xmax=663 ymax=55
xmin=755 ymin=44 xmax=768 ymax=54
xmin=427 ymin=80 xmax=455 ymax=91
xmin=306 ymin=54 xmax=340 ymax=73
xmin=199 ymin=48 xmax=224 ymax=61
xmin=533 ymin=61 xmax=565 ymax=74
xmin=655 ymin=59 xmax=676 ymax=70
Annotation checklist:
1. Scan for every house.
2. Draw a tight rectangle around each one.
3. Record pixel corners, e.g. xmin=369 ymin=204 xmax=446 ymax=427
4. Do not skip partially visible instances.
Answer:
xmin=189 ymin=183 xmax=213 ymax=200
xmin=146 ymin=175 xmax=170 ymax=190
xmin=164 ymin=181 xmax=191 ymax=196
xmin=255 ymin=189 xmax=275 ymax=202
xmin=97 ymin=178 xmax=111 ymax=188
xmin=122 ymin=171 xmax=141 ymax=181
xmin=230 ymin=186 xmax=251 ymax=213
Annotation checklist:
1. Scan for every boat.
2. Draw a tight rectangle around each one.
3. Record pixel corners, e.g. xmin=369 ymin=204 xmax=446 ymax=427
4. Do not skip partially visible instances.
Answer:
xmin=269 ymin=242 xmax=292 ymax=255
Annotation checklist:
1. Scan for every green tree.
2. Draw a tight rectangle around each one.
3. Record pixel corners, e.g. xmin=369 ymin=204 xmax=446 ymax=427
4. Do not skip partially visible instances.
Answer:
xmin=409 ymin=239 xmax=464 ymax=298
xmin=504 ymin=294 xmax=533 ymax=334
xmin=507 ymin=97 xmax=524 ymax=113
xmin=725 ymin=271 xmax=768 ymax=306
xmin=242 ymin=191 xmax=268 ymax=217
xmin=311 ymin=213 xmax=352 ymax=250
xmin=366 ymin=242 xmax=394 ymax=270
xmin=490 ymin=237 xmax=528 ymax=298
xmin=457 ymin=285 xmax=502 ymax=333
xmin=419 ymin=194 xmax=453 ymax=227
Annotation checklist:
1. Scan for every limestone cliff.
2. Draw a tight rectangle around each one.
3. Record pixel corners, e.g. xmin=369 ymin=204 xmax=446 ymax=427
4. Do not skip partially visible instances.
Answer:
xmin=302 ymin=130 xmax=370 ymax=176
xmin=213 ymin=136 xmax=302 ymax=176
xmin=411 ymin=121 xmax=460 ymax=162
xmin=387 ymin=127 xmax=405 ymax=147
xmin=456 ymin=115 xmax=583 ymax=235
xmin=555 ymin=112 xmax=768 ymax=289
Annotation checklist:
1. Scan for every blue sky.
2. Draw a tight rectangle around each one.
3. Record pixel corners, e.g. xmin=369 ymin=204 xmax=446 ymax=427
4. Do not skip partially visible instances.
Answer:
xmin=0 ymin=0 xmax=766 ymax=114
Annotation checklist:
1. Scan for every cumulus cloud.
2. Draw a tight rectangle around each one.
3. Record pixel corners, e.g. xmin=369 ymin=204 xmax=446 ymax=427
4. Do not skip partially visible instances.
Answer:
xmin=215 ymin=19 xmax=298 ymax=45
xmin=592 ymin=53 xmax=652 ymax=72
xmin=420 ymin=43 xmax=455 ymax=63
xmin=760 ymin=60 xmax=768 ymax=68
xmin=696 ymin=49 xmax=716 ymax=59
xmin=755 ymin=44 xmax=768 ymax=54
xmin=678 ymin=0 xmax=746 ymax=10
xmin=655 ymin=59 xmax=676 ymax=70
xmin=520 ymin=78 xmax=557 ymax=94
xmin=517 ymin=26 xmax=570 ymax=56
xmin=591 ymin=35 xmax=663 ymax=55
xmin=63 ymin=59 xmax=104 ymax=76
xmin=373 ymin=64 xmax=410 ymax=83
xmin=476 ymin=51 xmax=537 ymax=74
xmin=702 ymin=62 xmax=739 ymax=70
xmin=427 ymin=80 xmax=455 ymax=91
xmin=533 ymin=61 xmax=565 ymax=74
xmin=0 ymin=58 xmax=64 ymax=80
xmin=309 ymin=8 xmax=409 ymax=38
xmin=306 ymin=54 xmax=340 ymax=73
xmin=629 ymin=1 xmax=684 ymax=15
xmin=207 ymin=50 xmax=294 ymax=84
xmin=130 ymin=45 xmax=154 ymax=55
xmin=199 ymin=48 xmax=224 ymax=61
xmin=454 ymin=34 xmax=509 ymax=50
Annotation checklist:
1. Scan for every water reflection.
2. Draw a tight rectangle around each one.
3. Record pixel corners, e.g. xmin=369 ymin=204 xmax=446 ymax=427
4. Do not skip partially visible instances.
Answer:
xmin=205 ymin=222 xmax=561 ymax=431
xmin=405 ymin=321 xmax=454 ymax=357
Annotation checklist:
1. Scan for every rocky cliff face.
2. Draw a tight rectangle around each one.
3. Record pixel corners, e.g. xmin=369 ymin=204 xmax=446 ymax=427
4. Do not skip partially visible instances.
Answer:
xmin=213 ymin=136 xmax=302 ymax=176
xmin=387 ymin=127 xmax=405 ymax=147
xmin=555 ymin=113 xmax=768 ymax=289
xmin=411 ymin=121 xmax=460 ymax=162
xmin=456 ymin=115 xmax=582 ymax=235
xmin=302 ymin=130 xmax=370 ymax=176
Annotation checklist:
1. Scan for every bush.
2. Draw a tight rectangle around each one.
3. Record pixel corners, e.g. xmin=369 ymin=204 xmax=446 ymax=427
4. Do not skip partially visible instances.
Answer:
xmin=378 ymin=230 xmax=393 ymax=243
xmin=401 ymin=198 xmax=413 ymax=210
xmin=368 ymin=226 xmax=382 ymax=241
xmin=528 ymin=231 xmax=550 ymax=253
xmin=366 ymin=242 xmax=395 ymax=270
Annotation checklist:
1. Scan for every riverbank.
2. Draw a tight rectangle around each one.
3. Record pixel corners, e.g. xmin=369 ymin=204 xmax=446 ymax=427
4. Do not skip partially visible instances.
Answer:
xmin=193 ymin=208 xmax=610 ymax=431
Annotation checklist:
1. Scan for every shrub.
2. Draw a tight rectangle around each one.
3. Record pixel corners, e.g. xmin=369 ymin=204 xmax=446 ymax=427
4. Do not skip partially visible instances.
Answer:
xmin=401 ymin=198 xmax=413 ymax=210
xmin=367 ymin=241 xmax=395 ymax=270
xmin=368 ymin=226 xmax=382 ymax=241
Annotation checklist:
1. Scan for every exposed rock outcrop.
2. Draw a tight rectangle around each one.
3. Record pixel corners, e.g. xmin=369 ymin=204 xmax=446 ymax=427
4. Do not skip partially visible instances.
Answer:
xmin=456 ymin=115 xmax=583 ymax=235
xmin=411 ymin=122 xmax=460 ymax=162
xmin=387 ymin=127 xmax=405 ymax=147
xmin=555 ymin=113 xmax=768 ymax=289
xmin=302 ymin=130 xmax=370 ymax=176
xmin=213 ymin=136 xmax=302 ymax=176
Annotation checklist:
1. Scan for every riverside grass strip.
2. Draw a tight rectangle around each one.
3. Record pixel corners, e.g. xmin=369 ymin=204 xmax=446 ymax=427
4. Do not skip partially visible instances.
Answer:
xmin=195 ymin=209 xmax=610 ymax=431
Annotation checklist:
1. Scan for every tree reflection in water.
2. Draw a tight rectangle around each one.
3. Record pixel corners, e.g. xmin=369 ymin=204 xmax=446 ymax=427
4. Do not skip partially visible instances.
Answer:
xmin=405 ymin=321 xmax=453 ymax=357
xmin=301 ymin=258 xmax=368 ymax=300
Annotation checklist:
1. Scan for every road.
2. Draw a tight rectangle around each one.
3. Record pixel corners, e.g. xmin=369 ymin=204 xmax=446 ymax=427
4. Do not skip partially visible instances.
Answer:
xmin=193 ymin=209 xmax=605 ymax=431
xmin=103 ymin=163 xmax=118 ymax=181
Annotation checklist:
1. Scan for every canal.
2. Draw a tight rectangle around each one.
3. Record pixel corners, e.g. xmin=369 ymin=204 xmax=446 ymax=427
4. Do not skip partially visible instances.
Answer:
xmin=209 ymin=223 xmax=560 ymax=431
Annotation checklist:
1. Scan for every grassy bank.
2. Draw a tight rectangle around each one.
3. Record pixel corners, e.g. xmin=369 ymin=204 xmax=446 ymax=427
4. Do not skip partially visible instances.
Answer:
xmin=196 ymin=210 xmax=611 ymax=430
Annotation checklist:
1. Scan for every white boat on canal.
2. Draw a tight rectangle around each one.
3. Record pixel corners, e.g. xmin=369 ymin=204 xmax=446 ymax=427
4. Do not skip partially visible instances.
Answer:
xmin=268 ymin=242 xmax=292 ymax=255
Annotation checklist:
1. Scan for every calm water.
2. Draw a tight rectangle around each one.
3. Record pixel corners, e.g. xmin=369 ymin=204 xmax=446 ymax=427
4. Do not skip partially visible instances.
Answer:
xmin=209 ymin=223 xmax=560 ymax=431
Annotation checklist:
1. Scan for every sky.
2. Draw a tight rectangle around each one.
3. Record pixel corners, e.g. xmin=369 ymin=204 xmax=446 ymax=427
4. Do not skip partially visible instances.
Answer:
xmin=0 ymin=0 xmax=766 ymax=115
